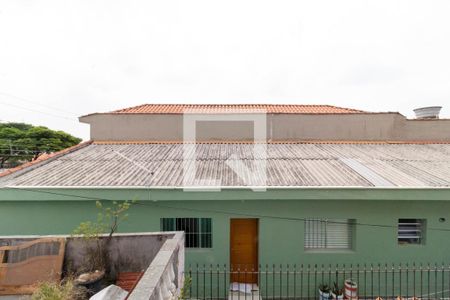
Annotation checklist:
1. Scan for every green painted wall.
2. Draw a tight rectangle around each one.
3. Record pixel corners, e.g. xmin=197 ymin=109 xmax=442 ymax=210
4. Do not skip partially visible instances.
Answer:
xmin=1 ymin=188 xmax=450 ymax=267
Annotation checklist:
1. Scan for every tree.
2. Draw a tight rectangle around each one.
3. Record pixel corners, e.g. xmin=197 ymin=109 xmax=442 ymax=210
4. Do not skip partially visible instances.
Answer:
xmin=72 ymin=200 xmax=136 ymax=273
xmin=0 ymin=122 xmax=81 ymax=168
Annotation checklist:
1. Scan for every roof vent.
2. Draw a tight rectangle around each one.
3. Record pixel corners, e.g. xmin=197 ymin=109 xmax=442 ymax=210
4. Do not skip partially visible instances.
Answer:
xmin=413 ymin=106 xmax=442 ymax=119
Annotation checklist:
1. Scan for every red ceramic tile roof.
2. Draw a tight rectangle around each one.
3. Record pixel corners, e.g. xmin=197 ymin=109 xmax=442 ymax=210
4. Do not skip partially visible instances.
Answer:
xmin=116 ymin=272 xmax=144 ymax=293
xmin=0 ymin=141 xmax=92 ymax=178
xmin=110 ymin=104 xmax=365 ymax=114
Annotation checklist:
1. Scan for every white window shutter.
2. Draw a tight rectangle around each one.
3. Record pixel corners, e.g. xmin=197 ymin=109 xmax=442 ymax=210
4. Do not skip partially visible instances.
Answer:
xmin=304 ymin=219 xmax=353 ymax=250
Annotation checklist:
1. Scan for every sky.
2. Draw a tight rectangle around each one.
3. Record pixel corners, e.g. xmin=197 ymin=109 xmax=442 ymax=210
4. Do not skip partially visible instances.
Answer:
xmin=0 ymin=0 xmax=449 ymax=141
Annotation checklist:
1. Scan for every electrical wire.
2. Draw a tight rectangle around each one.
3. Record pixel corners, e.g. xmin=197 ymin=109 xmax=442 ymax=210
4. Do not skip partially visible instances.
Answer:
xmin=0 ymin=101 xmax=79 ymax=123
xmin=0 ymin=146 xmax=55 ymax=151
xmin=0 ymin=148 xmax=42 ymax=153
xmin=0 ymin=92 xmax=78 ymax=117
xmin=0 ymin=138 xmax=80 ymax=145
xmin=3 ymin=186 xmax=450 ymax=233
xmin=0 ymin=139 xmax=80 ymax=152
xmin=0 ymin=154 xmax=36 ymax=162
xmin=0 ymin=152 xmax=39 ymax=155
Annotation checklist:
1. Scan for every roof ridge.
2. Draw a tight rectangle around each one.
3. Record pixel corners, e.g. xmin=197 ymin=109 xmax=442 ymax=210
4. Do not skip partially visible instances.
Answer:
xmin=112 ymin=103 xmax=362 ymax=107
xmin=0 ymin=141 xmax=93 ymax=179
xmin=106 ymin=103 xmax=366 ymax=114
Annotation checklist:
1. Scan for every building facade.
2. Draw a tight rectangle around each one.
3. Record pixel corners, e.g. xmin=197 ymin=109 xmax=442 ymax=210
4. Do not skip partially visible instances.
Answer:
xmin=1 ymin=104 xmax=450 ymax=276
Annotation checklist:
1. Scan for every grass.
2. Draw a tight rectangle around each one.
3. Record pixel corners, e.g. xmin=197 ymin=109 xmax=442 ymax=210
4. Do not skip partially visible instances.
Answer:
xmin=31 ymin=280 xmax=87 ymax=300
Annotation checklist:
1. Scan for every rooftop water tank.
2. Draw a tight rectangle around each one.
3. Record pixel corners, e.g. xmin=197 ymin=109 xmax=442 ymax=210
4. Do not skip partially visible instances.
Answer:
xmin=413 ymin=106 xmax=442 ymax=119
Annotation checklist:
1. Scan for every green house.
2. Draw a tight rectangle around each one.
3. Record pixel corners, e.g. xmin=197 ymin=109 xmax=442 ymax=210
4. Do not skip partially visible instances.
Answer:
xmin=1 ymin=104 xmax=450 ymax=275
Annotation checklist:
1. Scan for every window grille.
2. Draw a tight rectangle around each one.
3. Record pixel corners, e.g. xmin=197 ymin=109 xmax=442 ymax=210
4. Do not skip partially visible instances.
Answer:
xmin=161 ymin=218 xmax=212 ymax=248
xmin=304 ymin=218 xmax=354 ymax=250
xmin=398 ymin=219 xmax=425 ymax=245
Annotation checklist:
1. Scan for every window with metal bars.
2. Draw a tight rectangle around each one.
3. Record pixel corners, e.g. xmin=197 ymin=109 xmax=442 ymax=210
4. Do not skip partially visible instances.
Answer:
xmin=398 ymin=219 xmax=425 ymax=245
xmin=161 ymin=218 xmax=212 ymax=248
xmin=304 ymin=218 xmax=355 ymax=250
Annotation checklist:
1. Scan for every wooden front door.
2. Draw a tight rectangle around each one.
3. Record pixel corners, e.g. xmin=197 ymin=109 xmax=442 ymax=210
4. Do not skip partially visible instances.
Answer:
xmin=230 ymin=219 xmax=258 ymax=283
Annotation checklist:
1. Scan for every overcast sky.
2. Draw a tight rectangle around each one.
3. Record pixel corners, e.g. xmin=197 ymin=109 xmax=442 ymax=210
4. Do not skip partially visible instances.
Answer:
xmin=0 ymin=1 xmax=449 ymax=140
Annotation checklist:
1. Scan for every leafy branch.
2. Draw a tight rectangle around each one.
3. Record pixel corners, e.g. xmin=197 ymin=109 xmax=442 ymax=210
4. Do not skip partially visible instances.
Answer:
xmin=72 ymin=199 xmax=137 ymax=272
xmin=72 ymin=200 xmax=136 ymax=238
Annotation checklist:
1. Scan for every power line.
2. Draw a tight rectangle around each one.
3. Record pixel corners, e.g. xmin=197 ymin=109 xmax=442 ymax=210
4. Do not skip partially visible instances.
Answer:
xmin=0 ymin=155 xmax=36 ymax=158
xmin=0 ymin=101 xmax=79 ymax=123
xmin=0 ymin=148 xmax=42 ymax=153
xmin=0 ymin=145 xmax=54 ymax=153
xmin=0 ymin=139 xmax=73 ymax=146
xmin=0 ymin=148 xmax=71 ymax=154
xmin=0 ymin=143 xmax=60 ymax=150
xmin=136 ymin=202 xmax=450 ymax=232
xmin=4 ymin=186 xmax=450 ymax=233
xmin=0 ymin=92 xmax=77 ymax=117
xmin=0 ymin=151 xmax=39 ymax=154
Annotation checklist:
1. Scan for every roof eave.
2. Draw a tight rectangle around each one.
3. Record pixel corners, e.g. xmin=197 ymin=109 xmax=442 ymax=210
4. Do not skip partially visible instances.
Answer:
xmin=0 ymin=141 xmax=93 ymax=180
xmin=4 ymin=185 xmax=450 ymax=190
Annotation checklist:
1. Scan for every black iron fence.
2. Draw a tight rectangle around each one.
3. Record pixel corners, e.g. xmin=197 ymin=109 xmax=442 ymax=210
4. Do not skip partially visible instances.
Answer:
xmin=184 ymin=263 xmax=450 ymax=300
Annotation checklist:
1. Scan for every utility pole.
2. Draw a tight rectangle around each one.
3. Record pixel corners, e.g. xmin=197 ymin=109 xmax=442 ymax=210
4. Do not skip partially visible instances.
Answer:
xmin=8 ymin=139 xmax=12 ymax=155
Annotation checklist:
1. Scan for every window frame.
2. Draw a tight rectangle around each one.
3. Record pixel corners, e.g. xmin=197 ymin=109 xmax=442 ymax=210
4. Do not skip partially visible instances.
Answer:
xmin=397 ymin=218 xmax=426 ymax=245
xmin=304 ymin=218 xmax=355 ymax=252
xmin=161 ymin=217 xmax=212 ymax=249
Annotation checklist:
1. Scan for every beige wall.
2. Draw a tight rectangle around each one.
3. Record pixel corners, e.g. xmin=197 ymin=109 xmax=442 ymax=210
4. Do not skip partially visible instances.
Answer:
xmin=394 ymin=119 xmax=450 ymax=140
xmin=80 ymin=113 xmax=450 ymax=141
xmin=270 ymin=113 xmax=398 ymax=140
xmin=195 ymin=121 xmax=255 ymax=141
xmin=81 ymin=114 xmax=184 ymax=141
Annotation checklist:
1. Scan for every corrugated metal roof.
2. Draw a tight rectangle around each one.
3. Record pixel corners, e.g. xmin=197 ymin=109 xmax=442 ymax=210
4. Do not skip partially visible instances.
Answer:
xmin=0 ymin=141 xmax=92 ymax=179
xmin=2 ymin=143 xmax=450 ymax=187
xmin=108 ymin=104 xmax=365 ymax=114
xmin=339 ymin=158 xmax=395 ymax=187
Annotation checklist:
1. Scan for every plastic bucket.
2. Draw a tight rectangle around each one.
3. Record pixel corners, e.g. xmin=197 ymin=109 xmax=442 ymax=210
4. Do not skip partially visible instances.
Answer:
xmin=344 ymin=279 xmax=357 ymax=299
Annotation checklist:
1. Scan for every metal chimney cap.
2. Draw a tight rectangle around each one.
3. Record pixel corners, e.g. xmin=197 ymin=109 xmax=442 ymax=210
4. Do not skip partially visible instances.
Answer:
xmin=413 ymin=106 xmax=442 ymax=119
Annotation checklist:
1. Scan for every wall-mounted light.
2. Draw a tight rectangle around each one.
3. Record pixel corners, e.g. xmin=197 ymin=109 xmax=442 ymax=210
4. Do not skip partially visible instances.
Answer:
xmin=439 ymin=218 xmax=446 ymax=223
